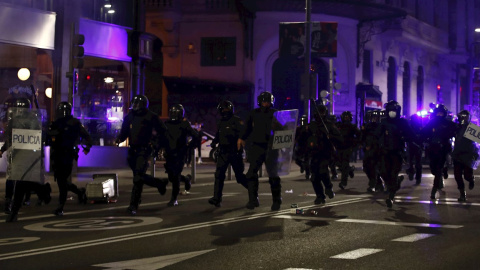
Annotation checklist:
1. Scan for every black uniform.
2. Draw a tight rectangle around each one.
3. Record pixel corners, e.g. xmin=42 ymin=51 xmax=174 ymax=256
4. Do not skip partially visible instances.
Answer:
xmin=451 ymin=110 xmax=477 ymax=201
xmin=209 ymin=101 xmax=247 ymax=207
xmin=336 ymin=111 xmax=360 ymax=189
xmin=163 ymin=118 xmax=199 ymax=206
xmin=420 ymin=104 xmax=457 ymax=199
xmin=48 ymin=102 xmax=93 ymax=216
xmin=116 ymin=95 xmax=169 ymax=214
xmin=361 ymin=111 xmax=383 ymax=192
xmin=406 ymin=114 xmax=423 ymax=184
xmin=305 ymin=106 xmax=343 ymax=204
xmin=375 ymin=100 xmax=416 ymax=208
xmin=240 ymin=91 xmax=283 ymax=211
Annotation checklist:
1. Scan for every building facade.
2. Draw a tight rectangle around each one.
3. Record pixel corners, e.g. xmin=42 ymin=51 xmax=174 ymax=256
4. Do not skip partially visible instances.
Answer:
xmin=145 ymin=0 xmax=480 ymax=130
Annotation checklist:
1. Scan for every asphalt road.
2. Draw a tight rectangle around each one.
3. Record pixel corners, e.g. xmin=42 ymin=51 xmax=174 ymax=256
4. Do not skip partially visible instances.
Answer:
xmin=1 ymin=160 xmax=480 ymax=270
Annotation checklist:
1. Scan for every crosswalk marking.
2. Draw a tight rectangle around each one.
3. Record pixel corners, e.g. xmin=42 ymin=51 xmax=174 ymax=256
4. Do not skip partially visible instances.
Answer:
xmin=330 ymin=248 xmax=383 ymax=259
xmin=392 ymin=233 xmax=436 ymax=242
xmin=393 ymin=199 xmax=480 ymax=206
xmin=93 ymin=249 xmax=215 ymax=269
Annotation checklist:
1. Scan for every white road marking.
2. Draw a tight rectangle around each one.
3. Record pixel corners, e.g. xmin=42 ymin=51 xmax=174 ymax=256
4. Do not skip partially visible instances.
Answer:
xmin=3 ymin=195 xmax=234 ymax=222
xmin=393 ymin=199 xmax=480 ymax=206
xmin=93 ymin=249 xmax=215 ymax=270
xmin=330 ymin=248 xmax=383 ymax=259
xmin=392 ymin=233 xmax=436 ymax=242
xmin=0 ymin=198 xmax=366 ymax=261
xmin=24 ymin=216 xmax=163 ymax=232
xmin=274 ymin=215 xmax=463 ymax=229
xmin=0 ymin=237 xmax=40 ymax=246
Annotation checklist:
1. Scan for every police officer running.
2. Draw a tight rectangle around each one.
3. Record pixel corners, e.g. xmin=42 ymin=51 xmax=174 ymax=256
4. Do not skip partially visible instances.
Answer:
xmin=420 ymin=104 xmax=457 ymax=200
xmin=163 ymin=104 xmax=199 ymax=206
xmin=294 ymin=115 xmax=310 ymax=179
xmin=47 ymin=101 xmax=92 ymax=216
xmin=304 ymin=103 xmax=343 ymax=204
xmin=375 ymin=100 xmax=416 ymax=208
xmin=336 ymin=111 xmax=360 ymax=190
xmin=238 ymin=91 xmax=283 ymax=211
xmin=451 ymin=110 xmax=477 ymax=202
xmin=116 ymin=95 xmax=169 ymax=215
xmin=406 ymin=114 xmax=423 ymax=185
xmin=208 ymin=100 xmax=247 ymax=207
xmin=1 ymin=98 xmax=51 ymax=222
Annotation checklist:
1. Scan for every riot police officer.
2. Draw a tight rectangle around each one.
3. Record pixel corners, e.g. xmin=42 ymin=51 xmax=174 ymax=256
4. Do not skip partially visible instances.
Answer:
xmin=406 ymin=114 xmax=423 ymax=185
xmin=421 ymin=104 xmax=457 ymax=200
xmin=163 ymin=104 xmax=200 ymax=206
xmin=336 ymin=111 xmax=360 ymax=189
xmin=304 ymin=103 xmax=343 ymax=204
xmin=294 ymin=115 xmax=310 ymax=179
xmin=375 ymin=100 xmax=416 ymax=208
xmin=238 ymin=91 xmax=283 ymax=210
xmin=361 ymin=110 xmax=383 ymax=192
xmin=116 ymin=95 xmax=169 ymax=215
xmin=208 ymin=101 xmax=247 ymax=207
xmin=451 ymin=110 xmax=477 ymax=202
xmin=1 ymin=98 xmax=51 ymax=222
xmin=47 ymin=101 xmax=92 ymax=216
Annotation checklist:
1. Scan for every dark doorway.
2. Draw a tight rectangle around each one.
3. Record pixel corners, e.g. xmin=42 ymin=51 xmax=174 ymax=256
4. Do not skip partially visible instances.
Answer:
xmin=387 ymin=56 xmax=397 ymax=102
xmin=417 ymin=66 xmax=424 ymax=111
xmin=402 ymin=61 xmax=411 ymax=116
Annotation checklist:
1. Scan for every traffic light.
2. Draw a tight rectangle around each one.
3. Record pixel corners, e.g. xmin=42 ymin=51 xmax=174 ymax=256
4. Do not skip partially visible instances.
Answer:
xmin=72 ymin=34 xmax=85 ymax=69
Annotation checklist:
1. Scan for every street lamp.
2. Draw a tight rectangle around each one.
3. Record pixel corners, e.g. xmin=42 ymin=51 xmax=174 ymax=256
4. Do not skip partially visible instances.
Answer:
xmin=17 ymin=68 xmax=30 ymax=81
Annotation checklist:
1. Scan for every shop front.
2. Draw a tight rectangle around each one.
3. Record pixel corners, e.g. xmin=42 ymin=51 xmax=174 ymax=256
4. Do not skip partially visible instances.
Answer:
xmin=0 ymin=4 xmax=55 ymax=172
xmin=75 ymin=18 xmax=132 ymax=168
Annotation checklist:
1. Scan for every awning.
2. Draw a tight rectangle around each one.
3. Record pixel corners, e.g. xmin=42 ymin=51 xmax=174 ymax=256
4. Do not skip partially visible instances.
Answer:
xmin=163 ymin=76 xmax=254 ymax=93
xmin=241 ymin=0 xmax=407 ymax=22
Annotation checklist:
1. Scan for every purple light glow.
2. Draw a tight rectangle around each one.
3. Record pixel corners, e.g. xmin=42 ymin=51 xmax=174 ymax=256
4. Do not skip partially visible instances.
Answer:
xmin=79 ymin=19 xmax=131 ymax=62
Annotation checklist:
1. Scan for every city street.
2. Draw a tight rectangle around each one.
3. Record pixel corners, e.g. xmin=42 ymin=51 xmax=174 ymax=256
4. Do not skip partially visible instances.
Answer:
xmin=1 ymin=160 xmax=480 ymax=270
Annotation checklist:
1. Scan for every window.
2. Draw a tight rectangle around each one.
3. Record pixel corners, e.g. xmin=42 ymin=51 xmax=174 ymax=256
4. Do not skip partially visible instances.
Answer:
xmin=201 ymin=37 xmax=236 ymax=66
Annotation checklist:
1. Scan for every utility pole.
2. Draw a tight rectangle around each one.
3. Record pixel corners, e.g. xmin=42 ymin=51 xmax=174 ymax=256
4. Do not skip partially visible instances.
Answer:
xmin=304 ymin=0 xmax=312 ymax=121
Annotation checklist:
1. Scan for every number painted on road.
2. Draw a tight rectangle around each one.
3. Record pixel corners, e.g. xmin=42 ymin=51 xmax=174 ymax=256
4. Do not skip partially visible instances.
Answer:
xmin=24 ymin=216 xmax=163 ymax=232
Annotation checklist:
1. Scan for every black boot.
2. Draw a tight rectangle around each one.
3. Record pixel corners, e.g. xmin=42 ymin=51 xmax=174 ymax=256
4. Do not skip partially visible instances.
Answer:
xmin=78 ymin=188 xmax=87 ymax=204
xmin=4 ymin=198 xmax=12 ymax=214
xmin=430 ymin=187 xmax=437 ymax=200
xmin=182 ymin=174 xmax=192 ymax=191
xmin=127 ymin=185 xmax=142 ymax=215
xmin=54 ymin=205 xmax=64 ymax=216
xmin=469 ymin=178 xmax=475 ymax=190
xmin=6 ymin=211 xmax=18 ymax=222
xmin=458 ymin=189 xmax=467 ymax=202
xmin=209 ymin=178 xmax=223 ymax=207
xmin=271 ymin=186 xmax=282 ymax=211
xmin=246 ymin=181 xmax=259 ymax=210
xmin=349 ymin=166 xmax=355 ymax=178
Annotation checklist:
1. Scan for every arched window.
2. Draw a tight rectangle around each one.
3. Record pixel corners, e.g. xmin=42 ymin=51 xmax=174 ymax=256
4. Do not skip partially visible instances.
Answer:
xmin=387 ymin=57 xmax=397 ymax=102
xmin=417 ymin=66 xmax=424 ymax=111
xmin=402 ymin=61 xmax=411 ymax=116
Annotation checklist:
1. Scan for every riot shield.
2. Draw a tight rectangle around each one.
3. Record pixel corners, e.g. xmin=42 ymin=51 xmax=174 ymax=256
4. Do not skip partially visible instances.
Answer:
xmin=462 ymin=122 xmax=480 ymax=169
xmin=5 ymin=107 xmax=45 ymax=183
xmin=265 ymin=109 xmax=299 ymax=176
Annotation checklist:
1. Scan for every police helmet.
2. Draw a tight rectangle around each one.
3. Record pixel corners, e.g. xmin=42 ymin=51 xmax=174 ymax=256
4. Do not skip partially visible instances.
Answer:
xmin=433 ymin=104 xmax=448 ymax=118
xmin=257 ymin=91 xmax=275 ymax=107
xmin=384 ymin=100 xmax=401 ymax=118
xmin=169 ymin=104 xmax=185 ymax=122
xmin=410 ymin=114 xmax=422 ymax=127
xmin=316 ymin=104 xmax=328 ymax=118
xmin=341 ymin=111 xmax=353 ymax=123
xmin=300 ymin=115 xmax=308 ymax=126
xmin=371 ymin=110 xmax=381 ymax=123
xmin=131 ymin=95 xmax=149 ymax=111
xmin=9 ymin=97 xmax=32 ymax=109
xmin=217 ymin=100 xmax=234 ymax=116
xmin=56 ymin=102 xmax=72 ymax=119
xmin=457 ymin=110 xmax=470 ymax=125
